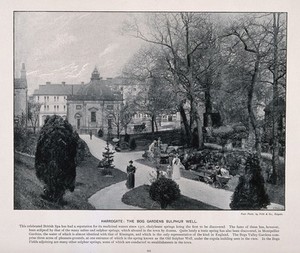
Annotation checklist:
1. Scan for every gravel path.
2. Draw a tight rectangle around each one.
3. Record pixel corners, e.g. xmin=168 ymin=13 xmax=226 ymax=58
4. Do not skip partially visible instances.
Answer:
xmin=81 ymin=135 xmax=284 ymax=210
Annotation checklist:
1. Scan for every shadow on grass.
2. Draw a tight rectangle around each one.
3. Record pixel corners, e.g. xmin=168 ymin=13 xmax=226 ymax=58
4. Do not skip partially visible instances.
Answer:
xmin=122 ymin=185 xmax=220 ymax=210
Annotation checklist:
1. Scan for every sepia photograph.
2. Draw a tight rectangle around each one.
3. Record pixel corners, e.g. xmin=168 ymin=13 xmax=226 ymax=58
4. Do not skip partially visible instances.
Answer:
xmin=14 ymin=11 xmax=286 ymax=211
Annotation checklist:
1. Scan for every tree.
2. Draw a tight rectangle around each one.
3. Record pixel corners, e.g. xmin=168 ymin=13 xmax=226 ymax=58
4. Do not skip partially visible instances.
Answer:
xmin=268 ymin=13 xmax=287 ymax=184
xmin=149 ymin=177 xmax=181 ymax=209
xmin=101 ymin=141 xmax=115 ymax=176
xmin=123 ymin=46 xmax=177 ymax=134
xmin=28 ymin=101 xmax=42 ymax=133
xmin=123 ymin=13 xmax=225 ymax=148
xmin=35 ymin=115 xmax=79 ymax=203
xmin=222 ymin=14 xmax=278 ymax=157
xmin=106 ymin=103 xmax=134 ymax=138
xmin=230 ymin=153 xmax=270 ymax=210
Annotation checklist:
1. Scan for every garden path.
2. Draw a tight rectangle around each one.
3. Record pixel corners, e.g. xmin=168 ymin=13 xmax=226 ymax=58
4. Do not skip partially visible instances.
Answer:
xmin=80 ymin=135 xmax=284 ymax=210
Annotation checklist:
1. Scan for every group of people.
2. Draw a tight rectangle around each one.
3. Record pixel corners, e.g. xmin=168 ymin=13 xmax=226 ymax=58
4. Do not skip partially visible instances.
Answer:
xmin=125 ymin=153 xmax=184 ymax=189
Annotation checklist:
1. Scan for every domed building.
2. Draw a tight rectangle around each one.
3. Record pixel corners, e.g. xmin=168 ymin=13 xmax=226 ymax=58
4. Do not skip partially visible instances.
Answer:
xmin=67 ymin=67 xmax=123 ymax=135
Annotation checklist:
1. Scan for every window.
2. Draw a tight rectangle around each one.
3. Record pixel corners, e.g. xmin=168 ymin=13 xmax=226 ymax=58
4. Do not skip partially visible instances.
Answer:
xmin=91 ymin=111 xmax=96 ymax=122
xmin=57 ymin=96 xmax=59 ymax=101
xmin=44 ymin=105 xmax=46 ymax=111
xmin=54 ymin=105 xmax=56 ymax=111
xmin=47 ymin=96 xmax=49 ymax=102
xmin=57 ymin=105 xmax=59 ymax=111
xmin=47 ymin=105 xmax=49 ymax=111
xmin=106 ymin=105 xmax=114 ymax=110
xmin=44 ymin=96 xmax=46 ymax=101
xmin=64 ymin=105 xmax=66 ymax=111
xmin=54 ymin=96 xmax=56 ymax=102
xmin=76 ymin=105 xmax=82 ymax=110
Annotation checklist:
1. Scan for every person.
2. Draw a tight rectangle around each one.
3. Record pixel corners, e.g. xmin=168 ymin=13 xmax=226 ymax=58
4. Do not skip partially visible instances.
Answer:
xmin=126 ymin=160 xmax=136 ymax=189
xmin=172 ymin=154 xmax=181 ymax=180
xmin=166 ymin=165 xmax=173 ymax=179
xmin=89 ymin=130 xmax=93 ymax=140
xmin=149 ymin=140 xmax=157 ymax=153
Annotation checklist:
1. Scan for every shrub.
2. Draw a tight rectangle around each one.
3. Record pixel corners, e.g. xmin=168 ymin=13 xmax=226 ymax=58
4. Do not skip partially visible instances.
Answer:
xmin=149 ymin=177 xmax=180 ymax=209
xmin=129 ymin=138 xmax=137 ymax=150
xmin=230 ymin=153 xmax=270 ymax=210
xmin=35 ymin=115 xmax=78 ymax=203
xmin=102 ymin=141 xmax=115 ymax=170
xmin=98 ymin=128 xmax=104 ymax=137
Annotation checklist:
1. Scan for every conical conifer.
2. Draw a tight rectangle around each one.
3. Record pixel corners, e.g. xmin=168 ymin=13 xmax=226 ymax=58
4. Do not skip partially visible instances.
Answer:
xmin=230 ymin=153 xmax=270 ymax=210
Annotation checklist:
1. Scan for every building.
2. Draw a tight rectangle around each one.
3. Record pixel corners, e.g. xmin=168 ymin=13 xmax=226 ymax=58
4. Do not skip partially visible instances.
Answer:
xmin=67 ymin=67 xmax=123 ymax=135
xmin=32 ymin=82 xmax=82 ymax=127
xmin=14 ymin=63 xmax=28 ymax=124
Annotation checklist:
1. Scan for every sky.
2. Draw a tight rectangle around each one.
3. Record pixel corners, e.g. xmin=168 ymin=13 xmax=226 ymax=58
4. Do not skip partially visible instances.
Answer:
xmin=14 ymin=12 xmax=145 ymax=94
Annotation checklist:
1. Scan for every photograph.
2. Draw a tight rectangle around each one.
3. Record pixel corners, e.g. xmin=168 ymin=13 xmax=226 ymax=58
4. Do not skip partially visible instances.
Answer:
xmin=14 ymin=11 xmax=286 ymax=211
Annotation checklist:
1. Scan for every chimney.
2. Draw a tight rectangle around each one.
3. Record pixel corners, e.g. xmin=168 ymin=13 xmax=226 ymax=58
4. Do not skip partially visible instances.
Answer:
xmin=81 ymin=82 xmax=84 ymax=85
xmin=20 ymin=63 xmax=26 ymax=79
xmin=46 ymin=81 xmax=51 ymax=85
xmin=62 ymin=81 xmax=66 ymax=85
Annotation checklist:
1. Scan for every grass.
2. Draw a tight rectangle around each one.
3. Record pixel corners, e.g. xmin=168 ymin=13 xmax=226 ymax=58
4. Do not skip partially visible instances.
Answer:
xmin=122 ymin=185 xmax=220 ymax=210
xmin=14 ymin=151 xmax=127 ymax=210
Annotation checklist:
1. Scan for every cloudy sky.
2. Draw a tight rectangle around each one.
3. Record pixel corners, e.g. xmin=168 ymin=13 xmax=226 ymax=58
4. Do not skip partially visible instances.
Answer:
xmin=14 ymin=12 xmax=145 ymax=94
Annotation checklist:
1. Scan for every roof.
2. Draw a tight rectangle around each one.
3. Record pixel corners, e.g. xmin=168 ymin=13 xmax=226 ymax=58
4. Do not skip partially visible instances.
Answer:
xmin=14 ymin=78 xmax=27 ymax=89
xmin=33 ymin=84 xmax=82 ymax=95
xmin=74 ymin=79 xmax=123 ymax=100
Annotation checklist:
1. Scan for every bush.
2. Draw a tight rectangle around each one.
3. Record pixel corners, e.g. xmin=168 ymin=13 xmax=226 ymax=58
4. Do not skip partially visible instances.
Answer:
xmin=149 ymin=177 xmax=180 ymax=209
xmin=35 ymin=115 xmax=79 ymax=203
xmin=129 ymin=138 xmax=137 ymax=150
xmin=230 ymin=153 xmax=270 ymax=210
xmin=98 ymin=128 xmax=104 ymax=137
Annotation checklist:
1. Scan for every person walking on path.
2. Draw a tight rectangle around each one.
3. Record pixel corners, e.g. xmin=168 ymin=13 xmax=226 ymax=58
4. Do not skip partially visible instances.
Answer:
xmin=126 ymin=160 xmax=136 ymax=189
xmin=89 ymin=130 xmax=93 ymax=140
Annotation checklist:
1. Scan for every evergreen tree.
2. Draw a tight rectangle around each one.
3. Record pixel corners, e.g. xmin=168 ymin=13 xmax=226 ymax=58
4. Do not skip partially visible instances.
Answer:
xmin=230 ymin=153 xmax=270 ymax=210
xmin=35 ymin=115 xmax=78 ymax=203
xmin=101 ymin=141 xmax=115 ymax=175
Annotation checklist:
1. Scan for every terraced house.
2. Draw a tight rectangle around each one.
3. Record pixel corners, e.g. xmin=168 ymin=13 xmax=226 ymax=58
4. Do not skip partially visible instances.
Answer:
xmin=32 ymin=67 xmax=123 ymax=135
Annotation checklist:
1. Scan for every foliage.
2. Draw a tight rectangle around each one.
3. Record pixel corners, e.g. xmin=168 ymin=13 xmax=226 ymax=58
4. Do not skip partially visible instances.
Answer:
xmin=98 ymin=128 xmax=104 ymax=137
xmin=129 ymin=138 xmax=137 ymax=150
xmin=101 ymin=141 xmax=115 ymax=176
xmin=35 ymin=115 xmax=79 ymax=203
xmin=230 ymin=153 xmax=270 ymax=210
xmin=27 ymin=101 xmax=42 ymax=133
xmin=182 ymin=149 xmax=247 ymax=176
xmin=149 ymin=177 xmax=181 ymax=209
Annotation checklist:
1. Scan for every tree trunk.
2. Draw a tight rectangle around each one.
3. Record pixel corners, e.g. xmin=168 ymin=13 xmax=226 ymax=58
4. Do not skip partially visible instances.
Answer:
xmin=270 ymin=13 xmax=281 ymax=185
xmin=151 ymin=115 xmax=155 ymax=135
xmin=248 ymin=56 xmax=262 ymax=159
xmin=195 ymin=105 xmax=204 ymax=149
xmin=205 ymin=73 xmax=213 ymax=127
xmin=179 ymin=102 xmax=192 ymax=145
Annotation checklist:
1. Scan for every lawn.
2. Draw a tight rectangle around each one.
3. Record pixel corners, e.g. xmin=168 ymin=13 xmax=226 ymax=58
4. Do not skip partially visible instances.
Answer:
xmin=14 ymin=150 xmax=127 ymax=210
xmin=122 ymin=185 xmax=220 ymax=210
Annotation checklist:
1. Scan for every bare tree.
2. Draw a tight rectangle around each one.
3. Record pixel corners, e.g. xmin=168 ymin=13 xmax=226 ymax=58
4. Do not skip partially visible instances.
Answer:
xmin=28 ymin=101 xmax=42 ymax=133
xmin=123 ymin=13 xmax=223 ymax=148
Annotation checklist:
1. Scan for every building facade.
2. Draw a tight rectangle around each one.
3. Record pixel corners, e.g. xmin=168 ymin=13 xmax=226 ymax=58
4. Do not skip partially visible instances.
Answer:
xmin=32 ymin=82 xmax=82 ymax=127
xmin=67 ymin=67 xmax=123 ymax=135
